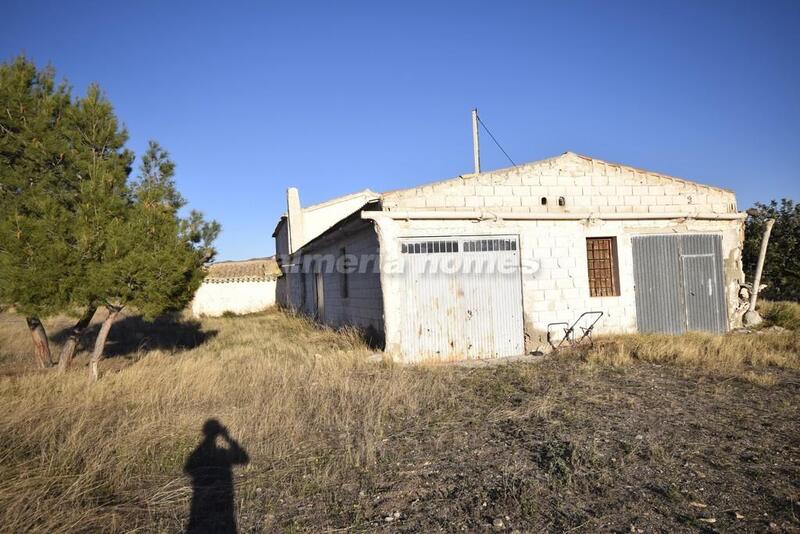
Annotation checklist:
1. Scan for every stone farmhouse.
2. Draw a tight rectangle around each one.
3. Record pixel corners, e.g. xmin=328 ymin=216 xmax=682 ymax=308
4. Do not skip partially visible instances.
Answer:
xmin=272 ymin=151 xmax=745 ymax=362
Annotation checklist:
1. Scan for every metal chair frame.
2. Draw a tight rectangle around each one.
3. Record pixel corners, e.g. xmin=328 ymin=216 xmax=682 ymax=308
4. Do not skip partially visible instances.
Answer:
xmin=546 ymin=311 xmax=604 ymax=351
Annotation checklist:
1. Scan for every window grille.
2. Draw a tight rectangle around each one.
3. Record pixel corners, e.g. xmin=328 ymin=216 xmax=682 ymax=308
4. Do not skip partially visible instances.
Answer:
xmin=586 ymin=237 xmax=620 ymax=297
xmin=401 ymin=240 xmax=459 ymax=254
xmin=463 ymin=239 xmax=516 ymax=252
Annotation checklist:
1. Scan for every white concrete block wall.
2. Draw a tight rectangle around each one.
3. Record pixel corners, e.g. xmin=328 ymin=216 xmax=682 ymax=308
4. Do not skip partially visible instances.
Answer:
xmin=192 ymin=279 xmax=277 ymax=317
xmin=382 ymin=152 xmax=737 ymax=215
xmin=290 ymin=226 xmax=384 ymax=340
xmin=374 ymin=216 xmax=743 ymax=355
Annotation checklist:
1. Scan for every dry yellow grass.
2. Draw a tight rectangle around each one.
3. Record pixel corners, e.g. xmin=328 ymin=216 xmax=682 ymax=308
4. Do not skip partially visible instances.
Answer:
xmin=0 ymin=306 xmax=798 ymax=531
xmin=0 ymin=309 xmax=458 ymax=532
xmin=0 ymin=313 xmax=75 ymax=370
xmin=581 ymin=326 xmax=800 ymax=383
xmin=759 ymin=300 xmax=800 ymax=330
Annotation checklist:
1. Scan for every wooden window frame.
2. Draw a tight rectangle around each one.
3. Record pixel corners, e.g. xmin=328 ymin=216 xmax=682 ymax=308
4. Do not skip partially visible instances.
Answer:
xmin=586 ymin=237 xmax=620 ymax=297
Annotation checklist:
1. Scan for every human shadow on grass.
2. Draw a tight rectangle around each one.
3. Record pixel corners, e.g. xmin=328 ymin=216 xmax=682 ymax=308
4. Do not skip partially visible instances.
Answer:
xmin=51 ymin=313 xmax=217 ymax=359
xmin=184 ymin=419 xmax=250 ymax=534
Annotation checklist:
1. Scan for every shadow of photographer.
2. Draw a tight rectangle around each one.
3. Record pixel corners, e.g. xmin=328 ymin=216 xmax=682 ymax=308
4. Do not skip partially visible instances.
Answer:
xmin=184 ymin=419 xmax=249 ymax=534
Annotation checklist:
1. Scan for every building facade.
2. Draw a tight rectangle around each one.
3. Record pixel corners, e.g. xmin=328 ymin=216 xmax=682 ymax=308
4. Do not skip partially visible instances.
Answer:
xmin=274 ymin=152 xmax=745 ymax=362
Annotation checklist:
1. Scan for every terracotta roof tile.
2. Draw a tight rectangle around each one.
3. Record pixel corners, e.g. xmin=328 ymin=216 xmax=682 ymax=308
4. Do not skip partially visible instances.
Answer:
xmin=204 ymin=257 xmax=280 ymax=282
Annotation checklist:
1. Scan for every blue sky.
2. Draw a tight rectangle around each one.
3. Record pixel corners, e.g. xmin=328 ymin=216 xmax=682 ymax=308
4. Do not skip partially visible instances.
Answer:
xmin=4 ymin=1 xmax=799 ymax=260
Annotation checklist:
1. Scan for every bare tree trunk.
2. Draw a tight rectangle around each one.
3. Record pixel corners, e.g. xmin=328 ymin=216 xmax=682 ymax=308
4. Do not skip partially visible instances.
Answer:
xmin=89 ymin=305 xmax=122 ymax=381
xmin=57 ymin=305 xmax=97 ymax=373
xmin=26 ymin=316 xmax=53 ymax=368
xmin=744 ymin=218 xmax=776 ymax=326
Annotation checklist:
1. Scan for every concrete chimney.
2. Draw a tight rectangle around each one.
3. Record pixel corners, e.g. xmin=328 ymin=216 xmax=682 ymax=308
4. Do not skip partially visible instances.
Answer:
xmin=286 ymin=187 xmax=304 ymax=254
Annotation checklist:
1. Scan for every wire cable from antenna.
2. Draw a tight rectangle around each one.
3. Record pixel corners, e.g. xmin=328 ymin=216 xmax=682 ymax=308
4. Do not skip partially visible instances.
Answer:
xmin=476 ymin=114 xmax=517 ymax=168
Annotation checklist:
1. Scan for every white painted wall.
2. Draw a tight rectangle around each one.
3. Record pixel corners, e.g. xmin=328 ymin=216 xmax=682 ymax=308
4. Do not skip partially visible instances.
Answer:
xmin=373 ymin=216 xmax=744 ymax=356
xmin=191 ymin=279 xmax=277 ymax=317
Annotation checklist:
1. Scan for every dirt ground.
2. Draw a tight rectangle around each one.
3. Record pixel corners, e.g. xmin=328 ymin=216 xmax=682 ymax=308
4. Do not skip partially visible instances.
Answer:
xmin=244 ymin=356 xmax=800 ymax=533
xmin=1 ymin=308 xmax=798 ymax=533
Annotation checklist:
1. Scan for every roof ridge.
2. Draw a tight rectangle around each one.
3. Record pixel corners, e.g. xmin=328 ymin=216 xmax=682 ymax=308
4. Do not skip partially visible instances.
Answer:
xmin=381 ymin=151 xmax=733 ymax=197
xmin=210 ymin=256 xmax=275 ymax=265
xmin=381 ymin=153 xmax=566 ymax=196
xmin=566 ymin=152 xmax=733 ymax=194
xmin=303 ymin=188 xmax=380 ymax=212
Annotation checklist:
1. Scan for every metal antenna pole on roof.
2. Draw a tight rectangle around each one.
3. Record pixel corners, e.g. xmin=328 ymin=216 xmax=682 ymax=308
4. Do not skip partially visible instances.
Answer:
xmin=477 ymin=113 xmax=518 ymax=168
xmin=472 ymin=108 xmax=481 ymax=174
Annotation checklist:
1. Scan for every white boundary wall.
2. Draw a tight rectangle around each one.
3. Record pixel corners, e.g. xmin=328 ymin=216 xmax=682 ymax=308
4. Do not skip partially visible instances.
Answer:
xmin=191 ymin=279 xmax=277 ymax=317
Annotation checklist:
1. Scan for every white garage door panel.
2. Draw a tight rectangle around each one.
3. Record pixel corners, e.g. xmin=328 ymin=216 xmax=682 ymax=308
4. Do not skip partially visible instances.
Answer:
xmin=398 ymin=235 xmax=524 ymax=362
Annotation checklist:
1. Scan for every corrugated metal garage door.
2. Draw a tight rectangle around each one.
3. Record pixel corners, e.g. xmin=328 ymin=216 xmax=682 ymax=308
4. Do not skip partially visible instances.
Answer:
xmin=398 ymin=235 xmax=524 ymax=362
xmin=632 ymin=234 xmax=727 ymax=334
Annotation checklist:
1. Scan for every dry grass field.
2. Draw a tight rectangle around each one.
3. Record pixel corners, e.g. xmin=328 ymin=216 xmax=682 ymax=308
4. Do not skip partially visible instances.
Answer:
xmin=0 ymin=303 xmax=799 ymax=532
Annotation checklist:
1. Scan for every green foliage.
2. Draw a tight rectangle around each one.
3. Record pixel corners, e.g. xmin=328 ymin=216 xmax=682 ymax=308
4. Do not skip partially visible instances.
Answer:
xmin=744 ymin=199 xmax=800 ymax=301
xmin=98 ymin=141 xmax=218 ymax=319
xmin=759 ymin=301 xmax=800 ymax=331
xmin=133 ymin=140 xmax=183 ymax=210
xmin=134 ymin=144 xmax=224 ymax=265
xmin=181 ymin=209 xmax=221 ymax=264
xmin=64 ymin=84 xmax=134 ymax=309
xmin=0 ymin=57 xmax=76 ymax=316
xmin=0 ymin=57 xmax=220 ymax=323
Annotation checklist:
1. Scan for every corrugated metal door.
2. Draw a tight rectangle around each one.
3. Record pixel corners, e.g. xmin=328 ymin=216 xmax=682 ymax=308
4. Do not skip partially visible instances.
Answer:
xmin=632 ymin=234 xmax=727 ymax=334
xmin=632 ymin=235 xmax=684 ymax=334
xmin=681 ymin=234 xmax=727 ymax=332
xmin=398 ymin=235 xmax=524 ymax=362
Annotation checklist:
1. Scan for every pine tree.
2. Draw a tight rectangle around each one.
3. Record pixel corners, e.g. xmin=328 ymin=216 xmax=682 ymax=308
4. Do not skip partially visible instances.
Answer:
xmin=52 ymin=82 xmax=134 ymax=371
xmin=87 ymin=141 xmax=219 ymax=380
xmin=2 ymin=59 xmax=218 ymax=375
xmin=0 ymin=57 xmax=75 ymax=367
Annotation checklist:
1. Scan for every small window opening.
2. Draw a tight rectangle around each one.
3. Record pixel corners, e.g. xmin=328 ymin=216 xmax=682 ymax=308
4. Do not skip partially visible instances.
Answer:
xmin=586 ymin=237 xmax=620 ymax=297
xmin=558 ymin=196 xmax=565 ymax=207
xmin=540 ymin=197 xmax=547 ymax=206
